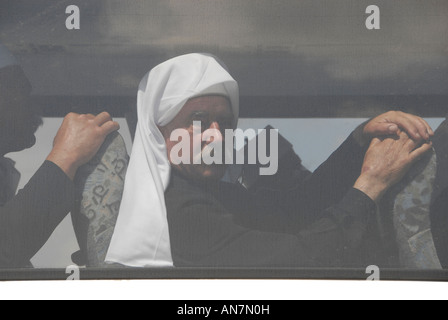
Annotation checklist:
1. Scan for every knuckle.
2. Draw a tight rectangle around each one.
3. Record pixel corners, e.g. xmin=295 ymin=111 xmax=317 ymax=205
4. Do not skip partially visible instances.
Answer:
xmin=66 ymin=112 xmax=77 ymax=119
xmin=418 ymin=123 xmax=427 ymax=131
xmin=414 ymin=119 xmax=425 ymax=127
xmin=94 ymin=126 xmax=104 ymax=134
xmin=100 ymin=111 xmax=112 ymax=120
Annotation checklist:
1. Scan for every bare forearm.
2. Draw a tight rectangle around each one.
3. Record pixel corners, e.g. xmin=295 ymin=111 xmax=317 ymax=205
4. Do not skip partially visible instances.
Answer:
xmin=354 ymin=175 xmax=387 ymax=203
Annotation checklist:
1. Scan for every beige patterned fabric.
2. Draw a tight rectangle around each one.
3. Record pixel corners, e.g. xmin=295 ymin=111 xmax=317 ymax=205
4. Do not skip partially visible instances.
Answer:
xmin=393 ymin=150 xmax=442 ymax=269
xmin=73 ymin=132 xmax=129 ymax=267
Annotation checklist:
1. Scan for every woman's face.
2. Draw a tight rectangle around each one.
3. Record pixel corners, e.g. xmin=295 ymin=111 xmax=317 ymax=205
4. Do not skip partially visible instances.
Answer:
xmin=159 ymin=95 xmax=235 ymax=183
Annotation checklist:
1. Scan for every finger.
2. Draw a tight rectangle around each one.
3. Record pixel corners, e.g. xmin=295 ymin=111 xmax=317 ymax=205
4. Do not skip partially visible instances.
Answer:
xmin=409 ymin=115 xmax=435 ymax=137
xmin=368 ymin=122 xmax=400 ymax=137
xmin=94 ymin=112 xmax=113 ymax=126
xmin=404 ymin=135 xmax=419 ymax=152
xmin=409 ymin=142 xmax=433 ymax=162
xmin=394 ymin=131 xmax=412 ymax=149
xmin=393 ymin=114 xmax=424 ymax=141
xmin=419 ymin=117 xmax=435 ymax=137
xmin=403 ymin=114 xmax=431 ymax=140
xmin=100 ymin=121 xmax=120 ymax=136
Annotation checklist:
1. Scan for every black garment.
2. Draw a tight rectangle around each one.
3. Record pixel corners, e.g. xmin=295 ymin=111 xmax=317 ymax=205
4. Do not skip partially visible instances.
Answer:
xmin=0 ymin=161 xmax=74 ymax=268
xmin=0 ymin=158 xmax=20 ymax=207
xmin=166 ymin=132 xmax=379 ymax=268
xmin=430 ymin=119 xmax=448 ymax=268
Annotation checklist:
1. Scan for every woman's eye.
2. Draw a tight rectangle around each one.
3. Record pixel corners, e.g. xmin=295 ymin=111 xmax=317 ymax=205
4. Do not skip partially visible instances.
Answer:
xmin=191 ymin=114 xmax=207 ymax=123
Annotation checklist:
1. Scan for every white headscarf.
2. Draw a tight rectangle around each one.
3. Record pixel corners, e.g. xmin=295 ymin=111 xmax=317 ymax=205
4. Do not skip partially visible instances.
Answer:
xmin=106 ymin=53 xmax=239 ymax=267
xmin=0 ymin=44 xmax=18 ymax=70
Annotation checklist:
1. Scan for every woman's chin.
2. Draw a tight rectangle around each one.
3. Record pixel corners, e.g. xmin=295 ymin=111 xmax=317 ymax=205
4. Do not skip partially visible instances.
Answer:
xmin=14 ymin=134 xmax=37 ymax=152
xmin=200 ymin=165 xmax=228 ymax=181
xmin=27 ymin=134 xmax=37 ymax=148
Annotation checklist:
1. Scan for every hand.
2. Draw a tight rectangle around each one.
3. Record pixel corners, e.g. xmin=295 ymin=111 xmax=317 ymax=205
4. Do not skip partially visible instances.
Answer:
xmin=354 ymin=131 xmax=432 ymax=202
xmin=46 ymin=112 xmax=120 ymax=180
xmin=363 ymin=111 xmax=434 ymax=145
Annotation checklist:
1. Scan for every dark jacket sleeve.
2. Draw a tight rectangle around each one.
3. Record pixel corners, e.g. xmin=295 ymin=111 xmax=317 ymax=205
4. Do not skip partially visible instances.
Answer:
xmin=0 ymin=161 xmax=75 ymax=268
xmin=301 ymin=125 xmax=368 ymax=210
xmin=252 ymin=125 xmax=370 ymax=230
xmin=291 ymin=127 xmax=369 ymax=223
xmin=167 ymin=182 xmax=377 ymax=268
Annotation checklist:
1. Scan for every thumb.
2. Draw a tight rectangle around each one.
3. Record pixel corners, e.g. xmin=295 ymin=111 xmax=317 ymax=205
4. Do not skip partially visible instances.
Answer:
xmin=368 ymin=123 xmax=399 ymax=137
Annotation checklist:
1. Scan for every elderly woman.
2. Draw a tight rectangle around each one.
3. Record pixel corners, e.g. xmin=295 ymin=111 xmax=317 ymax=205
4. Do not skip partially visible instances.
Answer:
xmin=107 ymin=53 xmax=445 ymax=269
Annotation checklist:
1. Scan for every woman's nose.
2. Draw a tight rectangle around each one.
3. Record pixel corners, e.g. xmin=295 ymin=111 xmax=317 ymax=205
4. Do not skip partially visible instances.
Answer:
xmin=204 ymin=122 xmax=224 ymax=144
xmin=210 ymin=121 xmax=221 ymax=131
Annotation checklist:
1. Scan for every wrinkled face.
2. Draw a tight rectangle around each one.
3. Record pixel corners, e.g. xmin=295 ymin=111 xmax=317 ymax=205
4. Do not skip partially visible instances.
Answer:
xmin=159 ymin=95 xmax=234 ymax=183
xmin=0 ymin=77 xmax=42 ymax=154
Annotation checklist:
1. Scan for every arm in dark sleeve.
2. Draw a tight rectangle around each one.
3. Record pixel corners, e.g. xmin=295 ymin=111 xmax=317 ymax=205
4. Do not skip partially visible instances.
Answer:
xmin=168 ymin=187 xmax=377 ymax=268
xmin=273 ymin=124 xmax=370 ymax=227
xmin=248 ymin=123 xmax=370 ymax=231
xmin=0 ymin=161 xmax=75 ymax=268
